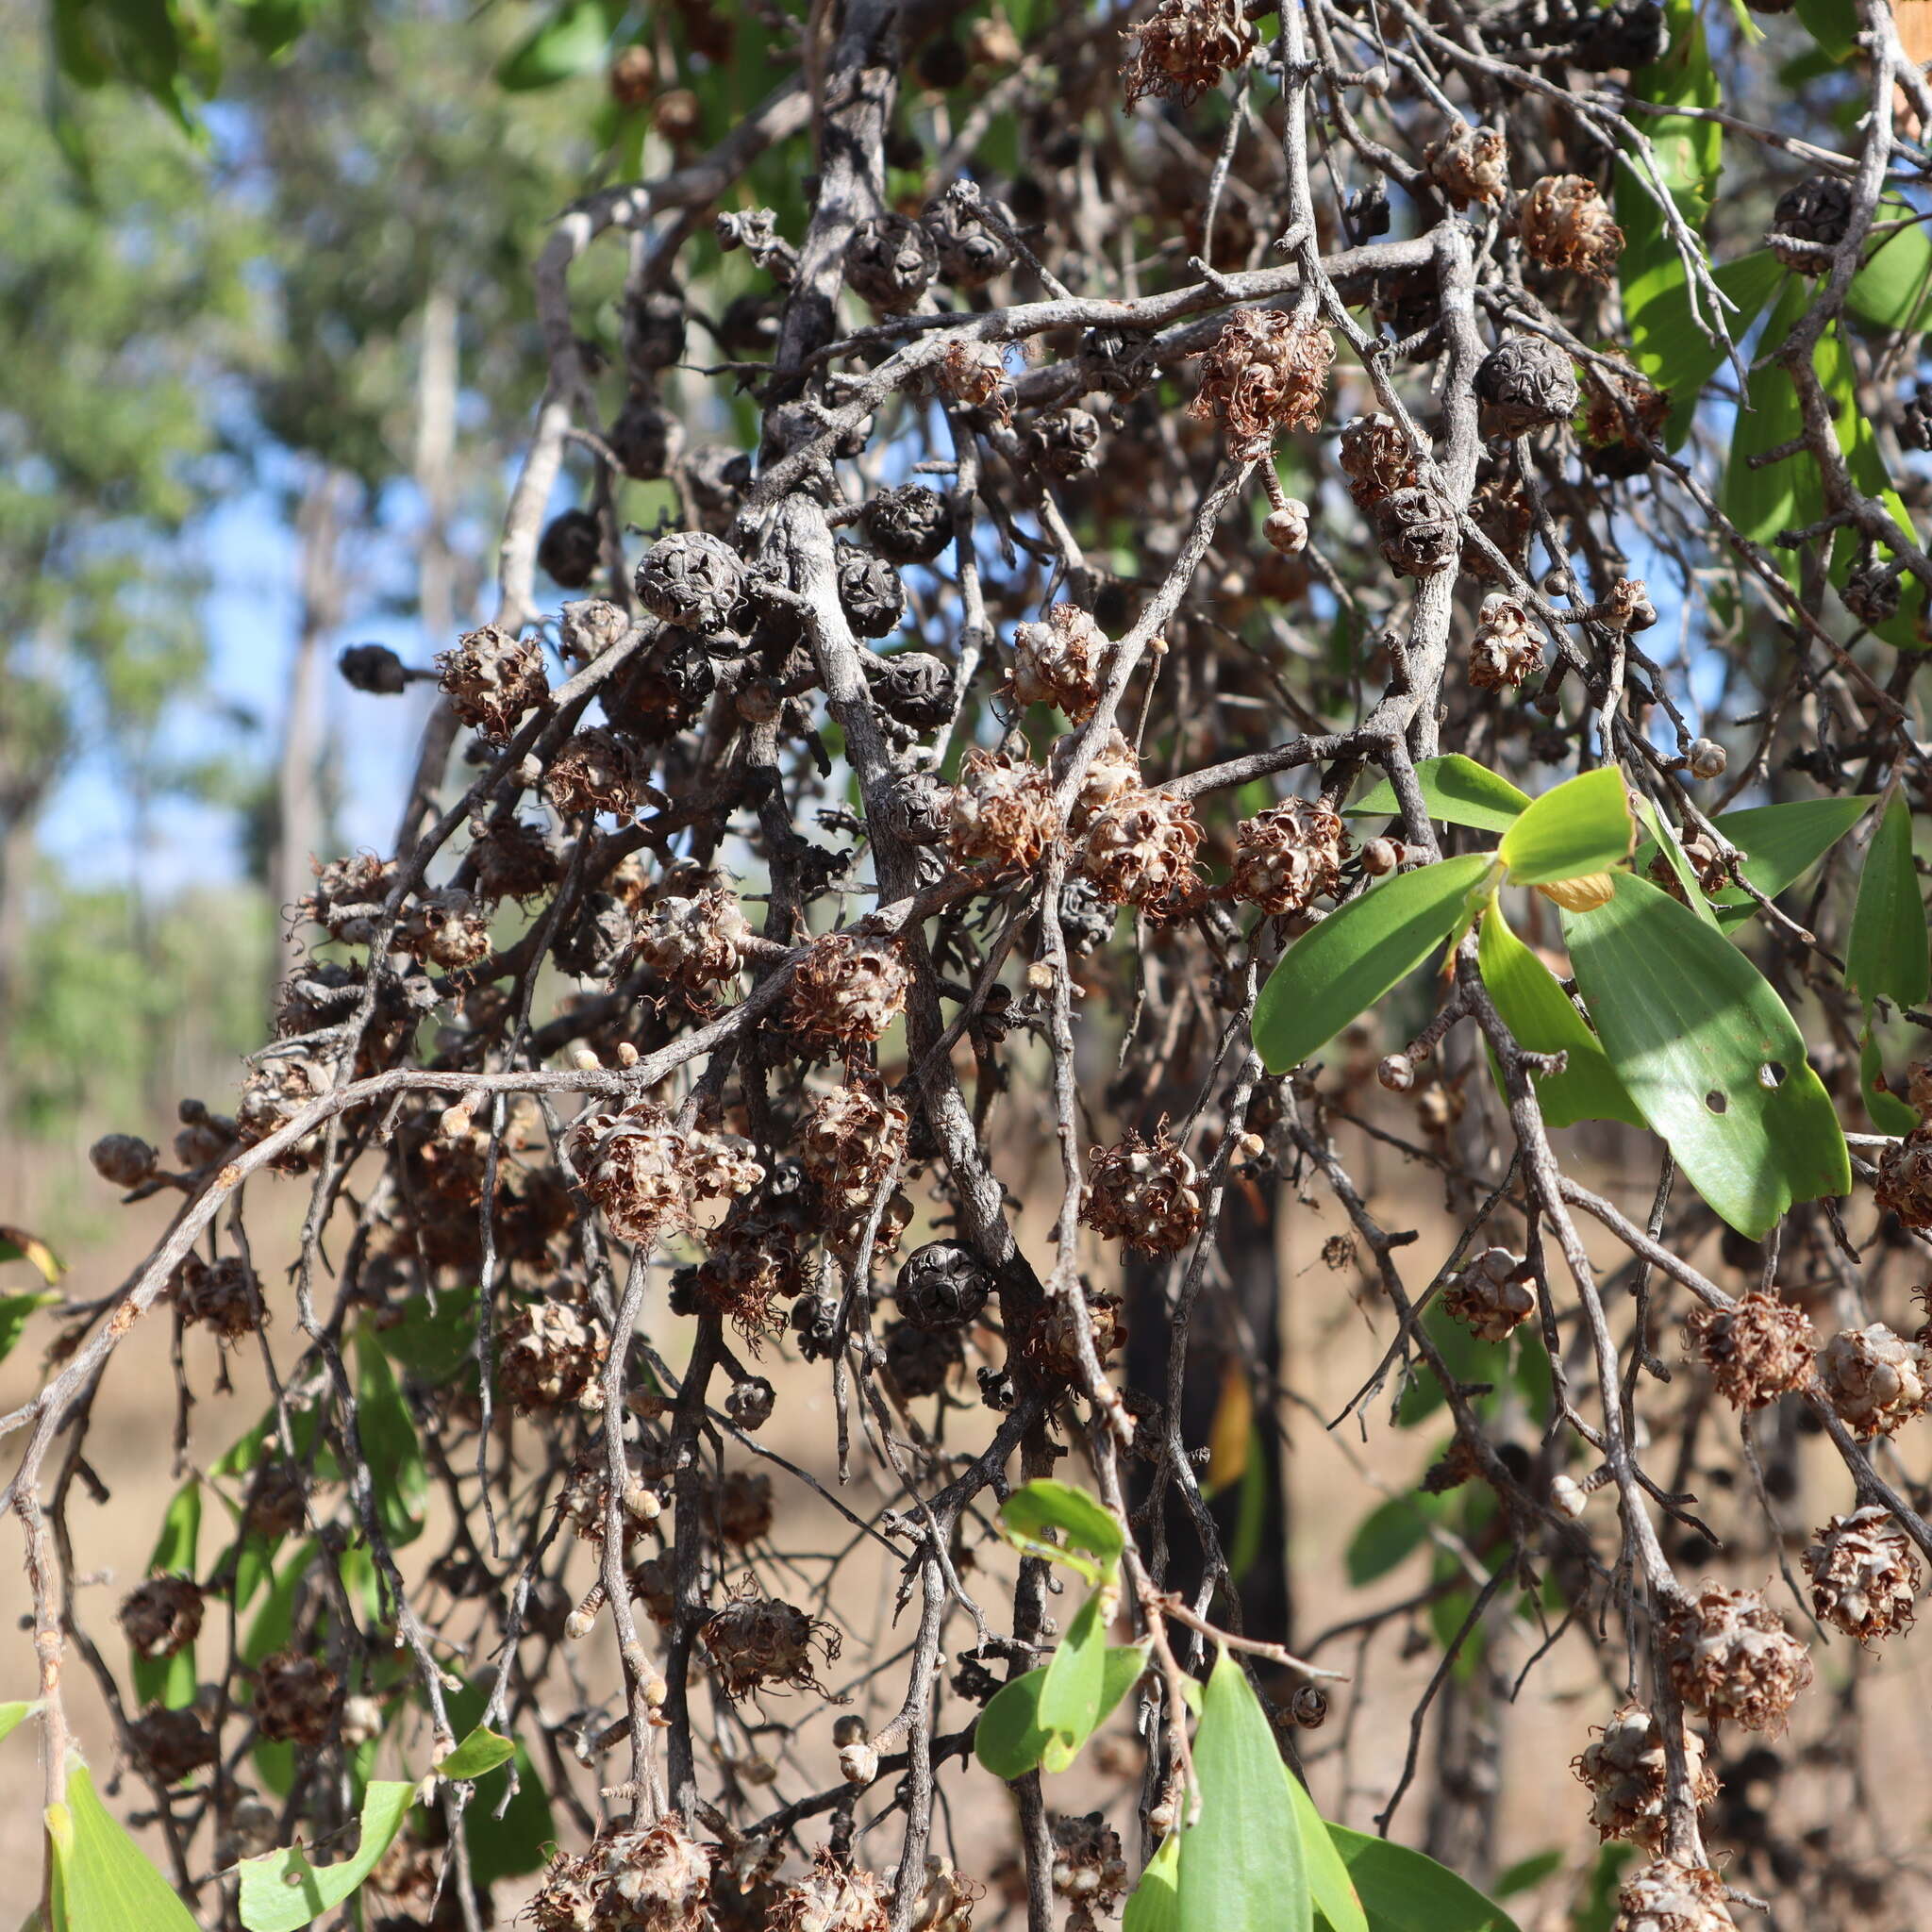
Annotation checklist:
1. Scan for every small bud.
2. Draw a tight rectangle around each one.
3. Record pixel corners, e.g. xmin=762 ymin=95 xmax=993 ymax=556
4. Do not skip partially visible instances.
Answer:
xmin=837 ymin=1740 xmax=879 ymax=1785
xmin=1687 ymin=737 xmax=1727 ymax=779
xmin=339 ymin=642 xmax=410 ymax=695
xmin=1359 ymin=64 xmax=1390 ymax=95
xmin=643 ymin=1674 xmax=668 ymax=1708
xmin=90 ymin=1133 xmax=158 ymax=1189
xmin=1026 ymin=959 xmax=1057 ymax=991
xmin=1239 ymin=1131 xmax=1266 ymax=1158
xmin=832 ymin=1714 xmax=869 ymax=1746
xmin=1359 ymin=836 xmax=1401 ymax=876
xmin=615 ymin=1041 xmax=641 ymax=1067
xmin=566 ymin=1607 xmax=597 ymax=1641
xmin=573 ymin=1047 xmax=601 ymax=1071
xmin=1551 ymin=1474 xmax=1589 ymax=1519
xmin=1377 ymin=1053 xmax=1415 ymax=1092
xmin=1262 ymin=500 xmax=1309 ymax=555
xmin=438 ymin=1103 xmax=473 ymax=1140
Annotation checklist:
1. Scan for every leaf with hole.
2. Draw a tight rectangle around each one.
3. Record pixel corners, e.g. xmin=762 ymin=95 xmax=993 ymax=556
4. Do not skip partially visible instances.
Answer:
xmin=1563 ymin=874 xmax=1851 ymax=1236
xmin=974 ymin=1644 xmax=1149 ymax=1779
xmin=1254 ymin=854 xmax=1496 ymax=1074
xmin=1342 ymin=755 xmax=1530 ymax=833
xmin=47 ymin=1757 xmax=200 ymax=1932
xmin=236 ymin=1778 xmax=414 ymax=1931
xmin=1477 ymin=899 xmax=1644 ymax=1129
xmin=997 ymin=1479 xmax=1125 ymax=1575
xmin=1496 ymin=768 xmax=1634 ymax=887
xmin=1177 ymin=1651 xmax=1311 ymax=1932
xmin=1848 ymin=791 xmax=1928 ymax=1008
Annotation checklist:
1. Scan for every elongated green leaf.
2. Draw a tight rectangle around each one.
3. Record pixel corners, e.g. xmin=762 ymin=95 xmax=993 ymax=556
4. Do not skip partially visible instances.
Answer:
xmin=1492 ymin=1850 xmax=1564 ymax=1899
xmin=1345 ymin=1496 xmax=1433 ymax=1587
xmin=236 ymin=1778 xmax=413 ymax=1932
xmin=1564 ymin=874 xmax=1851 ymax=1236
xmin=1255 ymin=855 xmax=1495 ymax=1074
xmin=368 ymin=1287 xmax=478 ymax=1385
xmin=1623 ymin=250 xmax=1784 ymax=449
xmin=47 ymin=1757 xmax=199 ymax=1932
xmin=0 ymin=1291 xmax=59 ymax=1370
xmin=1724 ymin=279 xmax=1815 ymax=568
xmin=494 ymin=0 xmax=611 ymax=90
xmin=974 ymin=1645 xmax=1149 ymax=1779
xmin=0 ymin=1702 xmax=39 ymax=1745
xmin=133 ymin=1481 xmax=202 ymax=1712
xmin=1321 ymin=1824 xmax=1524 ymax=1932
xmin=1178 ymin=1652 xmax=1310 ymax=1932
xmin=1497 ymin=769 xmax=1633 ymax=887
xmin=1794 ymin=0 xmax=1857 ymax=61
xmin=1037 ymin=1591 xmax=1109 ymax=1774
xmin=1286 ymin=1780 xmax=1369 ymax=1932
xmin=436 ymin=1724 xmax=515 ymax=1782
xmin=439 ymin=1676 xmax=557 ymax=1885
xmin=1477 ymin=901 xmax=1645 ymax=1129
xmin=1678 ymin=797 xmax=1874 ymax=928
xmin=1849 ymin=222 xmax=1932 ymax=332
xmin=1342 ymin=756 xmax=1529 ymax=833
xmin=998 ymin=1480 xmax=1125 ymax=1572
xmin=1848 ymin=791 xmax=1929 ymax=1008
xmin=1861 ymin=1029 xmax=1921 ymax=1134
xmin=1630 ymin=797 xmax=1719 ymax=929
xmin=351 ymin=1334 xmax=426 ymax=1549
xmin=1123 ymin=1833 xmax=1181 ymax=1932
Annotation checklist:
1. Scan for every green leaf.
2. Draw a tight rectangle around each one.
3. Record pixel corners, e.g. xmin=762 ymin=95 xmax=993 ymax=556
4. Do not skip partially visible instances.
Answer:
xmin=1848 ymin=222 xmax=1932 ymax=332
xmin=1622 ymin=250 xmax=1784 ymax=450
xmin=495 ymin=0 xmax=611 ymax=90
xmin=46 ymin=1757 xmax=199 ymax=1932
xmin=1564 ymin=874 xmax=1852 ymax=1237
xmin=367 ymin=1287 xmax=477 ymax=1386
xmin=1664 ymin=796 xmax=1874 ymax=929
xmin=1496 ymin=769 xmax=1634 ymax=887
xmin=1321 ymin=1824 xmax=1525 ymax=1932
xmin=0 ymin=1291 xmax=60 ymax=1370
xmin=133 ymin=1481 xmax=202 ymax=1712
xmin=235 ymin=1778 xmax=413 ymax=1932
xmin=0 ymin=1228 xmax=63 ymax=1285
xmin=1037 ymin=1591 xmax=1109 ymax=1774
xmin=1861 ymin=1029 xmax=1921 ymax=1134
xmin=1344 ymin=1496 xmax=1433 ymax=1587
xmin=974 ymin=1645 xmax=1148 ymax=1780
xmin=438 ymin=1677 xmax=557 ymax=1885
xmin=0 ymin=1702 xmax=40 ymax=1745
xmin=1723 ymin=279 xmax=1816 ymax=568
xmin=1492 ymin=1850 xmax=1564 ymax=1899
xmin=352 ymin=1334 xmax=426 ymax=1549
xmin=1396 ymin=1307 xmax=1508 ymax=1428
xmin=1287 ymin=1780 xmax=1369 ymax=1932
xmin=1122 ymin=1833 xmax=1181 ymax=1932
xmin=435 ymin=1724 xmax=516 ymax=1782
xmin=1630 ymin=797 xmax=1720 ymax=930
xmin=1178 ymin=1652 xmax=1310 ymax=1932
xmin=1794 ymin=0 xmax=1857 ymax=60
xmin=1342 ymin=755 xmax=1530 ymax=833
xmin=1254 ymin=855 xmax=1496 ymax=1074
xmin=1477 ymin=900 xmax=1645 ymax=1130
xmin=998 ymin=1480 xmax=1125 ymax=1574
xmin=1848 ymin=791 xmax=1928 ymax=1008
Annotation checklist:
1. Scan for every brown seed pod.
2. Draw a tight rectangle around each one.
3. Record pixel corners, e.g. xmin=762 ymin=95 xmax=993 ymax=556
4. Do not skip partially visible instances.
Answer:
xmin=1007 ymin=604 xmax=1111 ymax=721
xmin=1468 ymin=590 xmax=1541 ymax=690
xmin=895 ymin=1854 xmax=982 ymax=1932
xmin=1441 ymin=1248 xmax=1537 ymax=1341
xmin=394 ymin=887 xmax=492 ymax=973
xmin=881 ymin=1317 xmax=966 ymax=1400
xmin=1804 ymin=1506 xmax=1920 ymax=1642
xmin=634 ymin=531 xmax=746 ymax=634
xmin=1662 ymin=1584 xmax=1811 ymax=1733
xmin=860 ymin=484 xmax=953 ymax=565
xmin=1816 ymin=1323 xmax=1927 ymax=1439
xmin=547 ymin=726 xmax=648 ymax=820
xmin=538 ymin=507 xmax=603 ymax=588
xmin=254 ymin=1649 xmax=341 ymax=1746
xmin=630 ymin=885 xmax=752 ymax=993
xmin=1082 ymin=1126 xmax=1204 ymax=1255
xmin=1519 ymin=175 xmax=1624 ymax=280
xmin=120 ymin=1575 xmax=204 ymax=1659
xmin=802 ymin=1074 xmax=908 ymax=1195
xmin=1876 ymin=1124 xmax=1932 ymax=1228
xmin=768 ymin=1850 xmax=891 ymax=1932
xmin=843 ymin=213 xmax=939 ymax=314
xmin=785 ymin=935 xmax=910 ymax=1054
xmin=235 ymin=1051 xmax=332 ymax=1164
xmin=938 ymin=340 xmax=1013 ymax=421
xmin=1057 ymin=727 xmax=1143 ymax=831
xmin=1188 ymin=308 xmax=1334 ymax=456
xmin=1049 ymin=1812 xmax=1130 ymax=1912
xmin=496 ymin=1298 xmax=608 ymax=1412
xmin=591 ymin=1817 xmax=717 ymax=1932
xmin=1768 ymin=175 xmax=1853 ymax=274
xmin=1423 ymin=122 xmax=1508 ymax=211
xmin=244 ymin=1461 xmax=309 ymax=1540
xmin=1027 ymin=1287 xmax=1126 ymax=1381
xmin=1614 ymin=1859 xmax=1736 ymax=1932
xmin=1338 ymin=411 xmax=1419 ymax=509
xmin=1076 ymin=788 xmax=1205 ymax=919
xmin=1230 ymin=798 xmax=1348 ymax=916
xmin=1475 ymin=335 xmax=1582 ymax=435
xmin=897 ymin=1240 xmax=995 ymax=1329
xmin=127 ymin=1704 xmax=218 ymax=1785
xmin=564 ymin=1102 xmax=692 ymax=1243
xmin=1686 ymin=1291 xmax=1815 ymax=1409
xmin=434 ymin=625 xmax=548 ymax=742
xmin=726 ymin=1375 xmax=776 ymax=1431
xmin=701 ymin=1583 xmax=840 ymax=1698
xmin=1023 ymin=407 xmax=1103 ymax=477
xmin=923 ymin=194 xmax=1013 ymax=288
xmin=1374 ymin=482 xmax=1459 ymax=578
xmin=1573 ymin=1703 xmax=1719 ymax=1849
xmin=945 ymin=749 xmax=1057 ymax=875
xmin=1121 ymin=0 xmax=1257 ymax=105
xmin=175 ymin=1254 xmax=262 ymax=1341
xmin=91 ymin=1133 xmax=158 ymax=1189
xmin=300 ymin=851 xmax=397 ymax=945
xmin=468 ymin=816 xmax=562 ymax=905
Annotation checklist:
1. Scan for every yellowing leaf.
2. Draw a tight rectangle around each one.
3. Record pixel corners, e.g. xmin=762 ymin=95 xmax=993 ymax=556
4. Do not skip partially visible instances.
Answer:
xmin=1206 ymin=1361 xmax=1253 ymax=1491
xmin=1532 ymin=873 xmax=1616 ymax=913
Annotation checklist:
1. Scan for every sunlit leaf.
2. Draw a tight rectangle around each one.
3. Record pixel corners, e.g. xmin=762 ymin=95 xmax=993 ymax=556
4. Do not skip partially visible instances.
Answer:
xmin=1848 ymin=221 xmax=1932 ymax=332
xmin=46 ymin=1757 xmax=199 ymax=1932
xmin=1037 ymin=1591 xmax=1109 ymax=1774
xmin=1254 ymin=855 xmax=1496 ymax=1074
xmin=1847 ymin=791 xmax=1929 ymax=1008
xmin=435 ymin=1724 xmax=516 ymax=1782
xmin=1319 ymin=1824 xmax=1525 ymax=1932
xmin=1496 ymin=768 xmax=1634 ymax=887
xmin=438 ymin=1677 xmax=557 ymax=1885
xmin=494 ymin=0 xmax=612 ymax=90
xmin=1286 ymin=1778 xmax=1368 ymax=1932
xmin=1342 ymin=755 xmax=1530 ymax=833
xmin=974 ymin=1645 xmax=1149 ymax=1780
xmin=1122 ymin=1833 xmax=1180 ymax=1932
xmin=998 ymin=1480 xmax=1125 ymax=1573
xmin=1564 ymin=874 xmax=1851 ymax=1237
xmin=1621 ymin=250 xmax=1783 ymax=449
xmin=236 ymin=1778 xmax=413 ymax=1931
xmin=0 ymin=1228 xmax=63 ymax=1285
xmin=0 ymin=1702 xmax=40 ymax=1745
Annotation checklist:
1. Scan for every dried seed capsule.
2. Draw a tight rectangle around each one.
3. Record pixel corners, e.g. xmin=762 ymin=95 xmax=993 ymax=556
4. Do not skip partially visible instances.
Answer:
xmin=1519 ymin=175 xmax=1624 ymax=280
xmin=1686 ymin=1291 xmax=1816 ymax=1409
xmin=1662 ymin=1584 xmax=1811 ymax=1733
xmin=175 ymin=1254 xmax=262 ymax=1340
xmin=1573 ymin=1704 xmax=1718 ymax=1850
xmin=1876 ymin=1124 xmax=1932 ymax=1228
xmin=1339 ymin=411 xmax=1419 ymax=509
xmin=435 ymin=625 xmax=548 ymax=742
xmin=701 ymin=1586 xmax=838 ymax=1698
xmin=1057 ymin=725 xmax=1142 ymax=830
xmin=1058 ymin=873 xmax=1118 ymax=957
xmin=608 ymin=42 xmax=656 ymax=106
xmin=563 ymin=1101 xmax=691 ymax=1243
xmin=1769 ymin=175 xmax=1853 ymax=274
xmin=1469 ymin=590 xmax=1541 ymax=690
xmin=588 ymin=1817 xmax=716 ymax=1932
xmin=395 ymin=886 xmax=492 ymax=972
xmin=938 ymin=339 xmax=1013 ymax=420
xmin=1687 ymin=737 xmax=1727 ymax=779
xmin=948 ymin=748 xmax=1056 ymax=873
xmin=786 ymin=934 xmax=910 ymax=1053
xmin=1475 ymin=335 xmax=1581 ymax=435
xmin=496 ymin=1298 xmax=607 ymax=1411
xmin=1904 ymin=383 xmax=1932 ymax=452
xmin=91 ymin=1133 xmax=158 ymax=1189
xmin=864 ymin=649 xmax=955 ymax=728
xmin=1023 ymin=406 xmax=1103 ymax=477
xmin=1262 ymin=499 xmax=1309 ymax=554
xmin=469 ymin=816 xmax=562 ymax=904
xmin=1008 ymin=604 xmax=1111 ymax=720
xmin=882 ymin=1316 xmax=965 ymax=1399
xmin=1230 ymin=799 xmax=1349 ymax=916
xmin=836 ymin=545 xmax=906 ymax=640
xmin=633 ymin=531 xmax=746 ymax=635
xmin=1842 ymin=557 xmax=1901 ymax=626
xmin=624 ymin=285 xmax=688 ymax=377
xmin=1816 ymin=1322 xmax=1926 ymax=1438
xmin=1374 ymin=482 xmax=1459 ymax=577
xmin=725 ymin=1375 xmax=776 ymax=1431
xmin=1049 ymin=1813 xmax=1129 ymax=1910
xmin=547 ymin=726 xmax=647 ymax=820
xmin=608 ymin=390 xmax=685 ymax=480
xmin=1082 ymin=1126 xmax=1204 ymax=1256
xmin=1077 ymin=787 xmax=1204 ymax=918
xmin=1423 ymin=122 xmax=1508 ymax=211
xmin=1442 ymin=1250 xmax=1536 ymax=1341
xmin=1804 ymin=1506 xmax=1920 ymax=1641
xmin=1614 ymin=1858 xmax=1735 ymax=1932
xmin=861 ymin=484 xmax=953 ymax=565
xmin=1122 ymin=0 xmax=1257 ymax=105
xmin=1189 ymin=308 xmax=1334 ymax=456
xmin=127 ymin=1705 xmax=218 ymax=1785
xmin=801 ymin=1074 xmax=908 ymax=1194
xmin=893 ymin=1854 xmax=981 ymax=1932
xmin=768 ymin=1850 xmax=889 ymax=1932
xmin=254 ymin=1649 xmax=341 ymax=1746
xmin=630 ymin=885 xmax=751 ymax=992
xmin=897 ymin=1239 xmax=995 ymax=1329
xmin=121 ymin=1575 xmax=204 ymax=1659
xmin=923 ymin=193 xmax=1013 ymax=287
xmin=338 ymin=641 xmax=409 ymax=694
xmin=537 ymin=508 xmax=603 ymax=588
xmin=843 ymin=212 xmax=939 ymax=313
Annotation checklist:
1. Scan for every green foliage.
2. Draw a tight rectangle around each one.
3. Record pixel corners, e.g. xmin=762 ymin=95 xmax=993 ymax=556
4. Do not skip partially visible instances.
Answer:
xmin=236 ymin=1779 xmax=414 ymax=1932
xmin=130 ymin=1481 xmax=201 ymax=1712
xmin=1343 ymin=756 xmax=1531 ymax=833
xmin=997 ymin=1478 xmax=1127 ymax=1577
xmin=975 ymin=1644 xmax=1149 ymax=1780
xmin=46 ymin=1757 xmax=198 ymax=1932
xmin=1493 ymin=768 xmax=1634 ymax=888
xmin=1317 ymin=1825 xmax=1524 ymax=1932
xmin=1847 ymin=791 xmax=1928 ymax=1008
